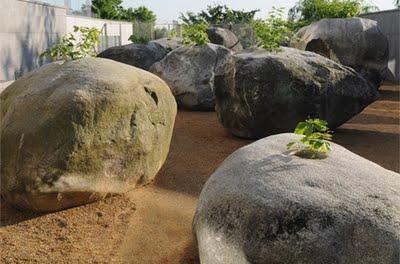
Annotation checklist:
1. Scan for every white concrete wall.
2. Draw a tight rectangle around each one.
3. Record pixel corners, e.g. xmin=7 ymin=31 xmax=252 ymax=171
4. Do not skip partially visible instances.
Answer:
xmin=66 ymin=15 xmax=133 ymax=46
xmin=361 ymin=9 xmax=400 ymax=83
xmin=0 ymin=2 xmax=134 ymax=81
xmin=0 ymin=0 xmax=67 ymax=81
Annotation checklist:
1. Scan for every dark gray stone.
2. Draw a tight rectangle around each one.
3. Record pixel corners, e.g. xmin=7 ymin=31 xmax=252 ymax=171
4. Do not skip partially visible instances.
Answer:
xmin=97 ymin=42 xmax=168 ymax=70
xmin=292 ymin=18 xmax=389 ymax=88
xmin=150 ymin=43 xmax=232 ymax=111
xmin=194 ymin=133 xmax=400 ymax=264
xmin=214 ymin=47 xmax=378 ymax=139
xmin=207 ymin=27 xmax=243 ymax=52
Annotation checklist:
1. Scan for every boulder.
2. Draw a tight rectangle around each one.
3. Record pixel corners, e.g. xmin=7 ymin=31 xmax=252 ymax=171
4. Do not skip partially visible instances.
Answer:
xmin=150 ymin=43 xmax=232 ymax=111
xmin=0 ymin=58 xmax=177 ymax=212
xmin=207 ymin=27 xmax=243 ymax=52
xmin=97 ymin=42 xmax=168 ymax=70
xmin=214 ymin=47 xmax=378 ymax=139
xmin=193 ymin=133 xmax=400 ymax=264
xmin=291 ymin=18 xmax=389 ymax=87
xmin=150 ymin=37 xmax=184 ymax=52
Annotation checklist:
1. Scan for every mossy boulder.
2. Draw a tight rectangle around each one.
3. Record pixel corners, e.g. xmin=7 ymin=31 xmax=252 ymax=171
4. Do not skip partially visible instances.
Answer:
xmin=1 ymin=58 xmax=177 ymax=212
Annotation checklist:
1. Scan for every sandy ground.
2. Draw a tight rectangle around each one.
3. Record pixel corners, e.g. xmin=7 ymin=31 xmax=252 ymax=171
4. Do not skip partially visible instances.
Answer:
xmin=1 ymin=84 xmax=399 ymax=263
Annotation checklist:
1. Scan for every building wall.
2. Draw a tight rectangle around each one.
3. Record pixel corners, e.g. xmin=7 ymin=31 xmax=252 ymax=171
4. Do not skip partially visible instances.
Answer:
xmin=66 ymin=15 xmax=133 ymax=47
xmin=361 ymin=9 xmax=400 ymax=83
xmin=0 ymin=1 xmax=133 ymax=81
xmin=0 ymin=0 xmax=67 ymax=81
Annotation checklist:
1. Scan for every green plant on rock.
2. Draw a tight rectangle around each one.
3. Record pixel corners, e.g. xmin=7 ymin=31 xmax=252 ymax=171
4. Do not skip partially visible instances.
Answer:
xmin=287 ymin=118 xmax=333 ymax=159
xmin=41 ymin=26 xmax=100 ymax=61
xmin=253 ymin=7 xmax=296 ymax=52
xmin=182 ymin=23 xmax=210 ymax=46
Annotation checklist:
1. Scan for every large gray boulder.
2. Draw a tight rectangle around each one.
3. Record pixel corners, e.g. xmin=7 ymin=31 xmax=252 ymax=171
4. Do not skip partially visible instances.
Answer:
xmin=150 ymin=37 xmax=184 ymax=52
xmin=207 ymin=27 xmax=243 ymax=52
xmin=194 ymin=133 xmax=400 ymax=264
xmin=1 ymin=58 xmax=177 ymax=212
xmin=215 ymin=47 xmax=378 ymax=139
xmin=97 ymin=42 xmax=168 ymax=70
xmin=291 ymin=18 xmax=389 ymax=87
xmin=150 ymin=43 xmax=232 ymax=111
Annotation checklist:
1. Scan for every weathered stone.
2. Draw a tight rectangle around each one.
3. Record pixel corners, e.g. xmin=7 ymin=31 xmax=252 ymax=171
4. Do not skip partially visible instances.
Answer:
xmin=207 ymin=27 xmax=243 ymax=52
xmin=194 ymin=133 xmax=400 ymax=264
xmin=1 ymin=58 xmax=177 ymax=212
xmin=291 ymin=18 xmax=389 ymax=87
xmin=97 ymin=42 xmax=168 ymax=70
xmin=150 ymin=37 xmax=184 ymax=52
xmin=215 ymin=47 xmax=378 ymax=139
xmin=150 ymin=43 xmax=232 ymax=111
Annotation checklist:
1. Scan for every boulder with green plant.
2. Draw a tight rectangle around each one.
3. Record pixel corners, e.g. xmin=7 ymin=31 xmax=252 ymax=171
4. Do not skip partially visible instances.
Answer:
xmin=0 ymin=57 xmax=177 ymax=212
xmin=214 ymin=47 xmax=378 ymax=139
xmin=194 ymin=133 xmax=400 ymax=264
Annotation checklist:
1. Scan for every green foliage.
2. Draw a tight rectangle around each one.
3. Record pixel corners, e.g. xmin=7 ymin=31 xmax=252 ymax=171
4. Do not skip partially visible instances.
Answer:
xmin=92 ymin=0 xmax=156 ymax=23
xmin=182 ymin=23 xmax=210 ymax=46
xmin=395 ymin=0 xmax=400 ymax=8
xmin=121 ymin=6 xmax=157 ymax=23
xmin=167 ymin=29 xmax=178 ymax=39
xmin=40 ymin=26 xmax=100 ymax=61
xmin=180 ymin=4 xmax=259 ymax=25
xmin=253 ymin=7 xmax=296 ymax=52
xmin=128 ymin=34 xmax=151 ymax=44
xmin=91 ymin=0 xmax=123 ymax=20
xmin=288 ymin=0 xmax=378 ymax=23
xmin=287 ymin=118 xmax=333 ymax=158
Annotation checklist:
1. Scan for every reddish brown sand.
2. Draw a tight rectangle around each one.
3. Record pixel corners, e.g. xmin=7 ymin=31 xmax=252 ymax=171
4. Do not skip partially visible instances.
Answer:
xmin=1 ymin=84 xmax=399 ymax=263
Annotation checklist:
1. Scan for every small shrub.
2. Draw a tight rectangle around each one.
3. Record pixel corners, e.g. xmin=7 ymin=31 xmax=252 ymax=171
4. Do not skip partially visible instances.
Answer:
xmin=182 ymin=23 xmax=210 ymax=46
xmin=253 ymin=7 xmax=296 ymax=52
xmin=287 ymin=118 xmax=333 ymax=159
xmin=40 ymin=26 xmax=100 ymax=61
xmin=167 ymin=28 xmax=178 ymax=39
xmin=129 ymin=34 xmax=151 ymax=44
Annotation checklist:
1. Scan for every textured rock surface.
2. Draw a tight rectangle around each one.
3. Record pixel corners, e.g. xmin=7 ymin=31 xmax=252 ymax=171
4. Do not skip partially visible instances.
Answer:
xmin=207 ymin=27 xmax=243 ymax=52
xmin=97 ymin=42 xmax=168 ymax=70
xmin=194 ymin=133 xmax=400 ymax=264
xmin=150 ymin=43 xmax=232 ymax=111
xmin=215 ymin=47 xmax=378 ymax=139
xmin=150 ymin=37 xmax=184 ymax=52
xmin=291 ymin=18 xmax=389 ymax=87
xmin=1 ymin=58 xmax=177 ymax=212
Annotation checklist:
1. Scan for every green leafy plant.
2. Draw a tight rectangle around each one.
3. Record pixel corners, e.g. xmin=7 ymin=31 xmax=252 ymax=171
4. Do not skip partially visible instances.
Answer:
xmin=253 ymin=7 xmax=296 ymax=52
xmin=287 ymin=118 xmax=333 ymax=158
xmin=40 ymin=26 xmax=100 ymax=61
xmin=182 ymin=23 xmax=210 ymax=46
xmin=128 ymin=34 xmax=151 ymax=44
xmin=180 ymin=4 xmax=259 ymax=25
xmin=288 ymin=0 xmax=379 ymax=24
xmin=167 ymin=28 xmax=178 ymax=39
